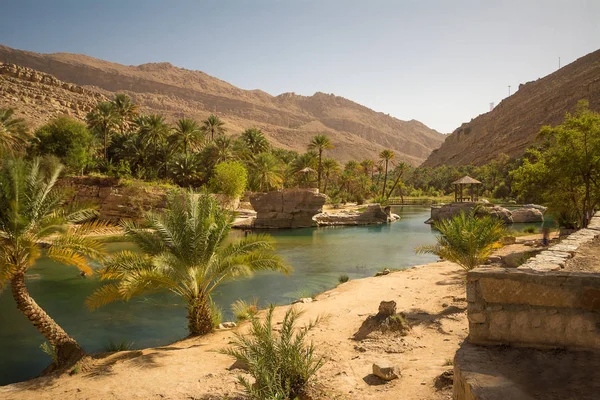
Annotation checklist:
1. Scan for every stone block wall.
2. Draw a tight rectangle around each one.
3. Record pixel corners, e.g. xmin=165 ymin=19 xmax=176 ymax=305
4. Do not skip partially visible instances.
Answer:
xmin=466 ymin=212 xmax=600 ymax=350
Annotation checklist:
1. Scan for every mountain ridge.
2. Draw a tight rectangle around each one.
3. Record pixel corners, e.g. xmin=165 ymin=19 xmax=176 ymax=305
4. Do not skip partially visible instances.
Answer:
xmin=422 ymin=48 xmax=600 ymax=167
xmin=0 ymin=44 xmax=443 ymax=165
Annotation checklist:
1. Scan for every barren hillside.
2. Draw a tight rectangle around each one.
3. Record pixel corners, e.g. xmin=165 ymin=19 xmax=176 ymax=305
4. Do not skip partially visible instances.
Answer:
xmin=423 ymin=48 xmax=600 ymax=167
xmin=0 ymin=45 xmax=444 ymax=165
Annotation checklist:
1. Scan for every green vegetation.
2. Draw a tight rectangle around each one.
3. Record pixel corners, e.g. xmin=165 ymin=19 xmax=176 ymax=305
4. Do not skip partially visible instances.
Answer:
xmin=338 ymin=274 xmax=349 ymax=283
xmin=0 ymin=108 xmax=31 ymax=155
xmin=416 ymin=211 xmax=507 ymax=271
xmin=87 ymin=191 xmax=290 ymax=336
xmin=221 ymin=306 xmax=325 ymax=400
xmin=511 ymin=101 xmax=600 ymax=228
xmin=40 ymin=342 xmax=58 ymax=363
xmin=210 ymin=160 xmax=248 ymax=199
xmin=308 ymin=134 xmax=333 ymax=192
xmin=231 ymin=298 xmax=260 ymax=322
xmin=104 ymin=340 xmax=135 ymax=352
xmin=0 ymin=158 xmax=107 ymax=367
xmin=523 ymin=226 xmax=537 ymax=234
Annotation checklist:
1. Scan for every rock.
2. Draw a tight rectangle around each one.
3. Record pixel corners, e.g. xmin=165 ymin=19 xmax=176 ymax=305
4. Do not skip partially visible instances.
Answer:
xmin=372 ymin=363 xmax=400 ymax=381
xmin=427 ymin=202 xmax=513 ymax=224
xmin=378 ymin=300 xmax=397 ymax=317
xmin=250 ymin=189 xmax=327 ymax=229
xmin=434 ymin=369 xmax=454 ymax=390
xmin=221 ymin=321 xmax=237 ymax=328
xmin=314 ymin=204 xmax=394 ymax=226
xmin=375 ymin=268 xmax=391 ymax=276
xmin=511 ymin=207 xmax=544 ymax=223
xmin=292 ymin=297 xmax=313 ymax=304
xmin=500 ymin=236 xmax=516 ymax=245
xmin=523 ymin=204 xmax=547 ymax=213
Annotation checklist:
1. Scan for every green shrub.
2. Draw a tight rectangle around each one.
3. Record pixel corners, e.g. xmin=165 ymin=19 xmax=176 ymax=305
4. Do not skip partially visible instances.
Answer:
xmin=523 ymin=226 xmax=537 ymax=234
xmin=221 ymin=306 xmax=325 ymax=400
xmin=40 ymin=341 xmax=57 ymax=363
xmin=104 ymin=340 xmax=135 ymax=352
xmin=231 ymin=298 xmax=259 ymax=322
xmin=338 ymin=274 xmax=349 ymax=284
xmin=210 ymin=161 xmax=248 ymax=199
xmin=210 ymin=299 xmax=223 ymax=328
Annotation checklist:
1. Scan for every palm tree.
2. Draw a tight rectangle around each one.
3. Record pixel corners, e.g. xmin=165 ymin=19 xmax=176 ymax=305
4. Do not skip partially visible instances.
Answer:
xmin=207 ymin=135 xmax=235 ymax=164
xmin=0 ymin=108 xmax=30 ymax=155
xmin=171 ymin=118 xmax=204 ymax=155
xmin=87 ymin=101 xmax=118 ymax=160
xmin=416 ymin=211 xmax=506 ymax=271
xmin=251 ymin=152 xmax=283 ymax=192
xmin=87 ymin=191 xmax=290 ymax=335
xmin=291 ymin=152 xmax=318 ymax=188
xmin=202 ymin=114 xmax=226 ymax=142
xmin=379 ymin=149 xmax=395 ymax=197
xmin=241 ymin=128 xmax=270 ymax=156
xmin=307 ymin=135 xmax=333 ymax=192
xmin=111 ymin=94 xmax=138 ymax=134
xmin=360 ymin=159 xmax=375 ymax=181
xmin=136 ymin=114 xmax=171 ymax=176
xmin=0 ymin=158 xmax=107 ymax=367
xmin=321 ymin=158 xmax=340 ymax=193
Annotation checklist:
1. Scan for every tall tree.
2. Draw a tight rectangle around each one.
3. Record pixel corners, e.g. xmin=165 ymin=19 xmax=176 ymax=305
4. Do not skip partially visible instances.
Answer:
xmin=111 ymin=94 xmax=138 ymax=134
xmin=171 ymin=118 xmax=204 ymax=155
xmin=321 ymin=158 xmax=340 ymax=193
xmin=241 ymin=128 xmax=270 ymax=156
xmin=307 ymin=135 xmax=333 ymax=192
xmin=203 ymin=114 xmax=226 ymax=142
xmin=86 ymin=101 xmax=118 ymax=160
xmin=511 ymin=100 xmax=600 ymax=228
xmin=87 ymin=191 xmax=290 ymax=335
xmin=0 ymin=108 xmax=30 ymax=156
xmin=378 ymin=149 xmax=395 ymax=197
xmin=0 ymin=159 xmax=107 ymax=367
xmin=136 ymin=114 xmax=171 ymax=176
xmin=250 ymin=152 xmax=283 ymax=192
xmin=360 ymin=159 xmax=375 ymax=181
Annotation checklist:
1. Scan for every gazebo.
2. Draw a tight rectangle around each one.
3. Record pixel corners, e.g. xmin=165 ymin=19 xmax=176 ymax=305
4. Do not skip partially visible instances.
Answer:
xmin=452 ymin=176 xmax=482 ymax=202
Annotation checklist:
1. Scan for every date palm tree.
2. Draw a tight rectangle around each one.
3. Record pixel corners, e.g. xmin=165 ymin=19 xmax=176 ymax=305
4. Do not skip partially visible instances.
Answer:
xmin=87 ymin=101 xmax=118 ymax=160
xmin=416 ymin=211 xmax=506 ymax=271
xmin=321 ymin=158 xmax=340 ymax=193
xmin=241 ymin=128 xmax=270 ymax=156
xmin=136 ymin=114 xmax=171 ymax=176
xmin=0 ymin=108 xmax=30 ymax=156
xmin=0 ymin=158 xmax=107 ymax=368
xmin=171 ymin=118 xmax=204 ymax=155
xmin=251 ymin=152 xmax=283 ymax=192
xmin=378 ymin=149 xmax=395 ymax=198
xmin=111 ymin=93 xmax=138 ymax=134
xmin=87 ymin=191 xmax=290 ymax=336
xmin=307 ymin=135 xmax=333 ymax=192
xmin=360 ymin=159 xmax=375 ymax=181
xmin=203 ymin=114 xmax=226 ymax=142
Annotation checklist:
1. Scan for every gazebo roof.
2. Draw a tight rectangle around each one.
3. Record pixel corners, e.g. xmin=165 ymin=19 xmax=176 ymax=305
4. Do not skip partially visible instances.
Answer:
xmin=452 ymin=175 xmax=482 ymax=185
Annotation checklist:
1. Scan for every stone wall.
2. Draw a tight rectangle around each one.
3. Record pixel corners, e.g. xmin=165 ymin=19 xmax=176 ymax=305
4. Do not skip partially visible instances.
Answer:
xmin=250 ymin=189 xmax=327 ymax=229
xmin=465 ymin=212 xmax=600 ymax=350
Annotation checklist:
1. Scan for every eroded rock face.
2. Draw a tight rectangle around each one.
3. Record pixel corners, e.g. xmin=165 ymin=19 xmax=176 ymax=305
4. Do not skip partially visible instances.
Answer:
xmin=250 ymin=189 xmax=327 ymax=229
xmin=314 ymin=204 xmax=395 ymax=226
xmin=512 ymin=207 xmax=544 ymax=223
xmin=428 ymin=202 xmax=513 ymax=224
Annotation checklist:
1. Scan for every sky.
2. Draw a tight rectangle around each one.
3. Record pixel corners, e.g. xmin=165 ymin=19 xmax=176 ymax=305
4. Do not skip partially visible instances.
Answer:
xmin=0 ymin=0 xmax=599 ymax=133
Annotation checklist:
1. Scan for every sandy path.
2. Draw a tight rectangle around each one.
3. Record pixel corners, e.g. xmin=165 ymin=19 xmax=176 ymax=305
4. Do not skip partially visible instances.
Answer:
xmin=0 ymin=261 xmax=466 ymax=400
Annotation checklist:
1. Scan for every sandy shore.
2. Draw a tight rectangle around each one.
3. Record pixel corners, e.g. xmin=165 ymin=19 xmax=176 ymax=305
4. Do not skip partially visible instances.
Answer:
xmin=0 ymin=260 xmax=468 ymax=400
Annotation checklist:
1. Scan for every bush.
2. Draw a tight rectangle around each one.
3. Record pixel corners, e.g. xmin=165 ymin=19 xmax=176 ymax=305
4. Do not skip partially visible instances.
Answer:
xmin=210 ymin=161 xmax=248 ymax=199
xmin=40 ymin=341 xmax=57 ymax=363
xmin=523 ymin=226 xmax=537 ymax=234
xmin=104 ymin=340 xmax=134 ymax=352
xmin=231 ymin=298 xmax=259 ymax=322
xmin=221 ymin=306 xmax=324 ymax=400
xmin=338 ymin=274 xmax=349 ymax=283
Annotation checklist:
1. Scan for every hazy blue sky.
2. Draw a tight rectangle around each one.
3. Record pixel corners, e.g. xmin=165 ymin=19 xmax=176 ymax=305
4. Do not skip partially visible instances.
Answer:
xmin=0 ymin=0 xmax=598 ymax=133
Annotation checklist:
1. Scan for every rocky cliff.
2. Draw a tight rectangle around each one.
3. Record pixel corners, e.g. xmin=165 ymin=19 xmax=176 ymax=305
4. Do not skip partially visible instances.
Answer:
xmin=0 ymin=44 xmax=444 ymax=165
xmin=250 ymin=189 xmax=327 ymax=228
xmin=423 ymin=49 xmax=600 ymax=167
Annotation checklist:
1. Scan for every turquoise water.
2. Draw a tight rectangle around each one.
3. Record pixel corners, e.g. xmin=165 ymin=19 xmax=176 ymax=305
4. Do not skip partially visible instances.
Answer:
xmin=0 ymin=205 xmax=486 ymax=385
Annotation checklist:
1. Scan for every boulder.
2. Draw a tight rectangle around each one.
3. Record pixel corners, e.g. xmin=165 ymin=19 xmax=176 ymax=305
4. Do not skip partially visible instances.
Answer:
xmin=250 ymin=189 xmax=327 ymax=229
xmin=427 ymin=202 xmax=513 ymax=224
xmin=523 ymin=204 xmax=547 ymax=213
xmin=372 ymin=363 xmax=400 ymax=381
xmin=314 ymin=204 xmax=394 ymax=226
xmin=377 ymin=301 xmax=397 ymax=317
xmin=512 ymin=207 xmax=544 ymax=223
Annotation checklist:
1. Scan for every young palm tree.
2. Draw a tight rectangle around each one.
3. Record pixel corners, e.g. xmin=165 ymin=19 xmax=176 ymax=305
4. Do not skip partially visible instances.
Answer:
xmin=111 ymin=93 xmax=138 ymax=134
xmin=206 ymin=135 xmax=235 ymax=164
xmin=360 ymin=159 xmax=375 ymax=181
xmin=379 ymin=149 xmax=395 ymax=197
xmin=416 ymin=211 xmax=506 ymax=271
xmin=0 ymin=159 xmax=107 ymax=367
xmin=0 ymin=108 xmax=30 ymax=155
xmin=251 ymin=152 xmax=283 ymax=192
xmin=87 ymin=101 xmax=118 ymax=160
xmin=171 ymin=118 xmax=204 ymax=155
xmin=241 ymin=128 xmax=270 ymax=156
xmin=136 ymin=114 xmax=171 ymax=176
xmin=291 ymin=152 xmax=318 ymax=188
xmin=321 ymin=158 xmax=340 ymax=193
xmin=87 ymin=191 xmax=290 ymax=336
xmin=307 ymin=135 xmax=333 ymax=192
xmin=202 ymin=114 xmax=226 ymax=142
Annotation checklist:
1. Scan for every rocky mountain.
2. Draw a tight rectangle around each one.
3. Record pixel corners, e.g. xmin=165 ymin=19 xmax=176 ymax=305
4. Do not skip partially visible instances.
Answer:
xmin=423 ymin=49 xmax=600 ymax=167
xmin=0 ymin=44 xmax=444 ymax=165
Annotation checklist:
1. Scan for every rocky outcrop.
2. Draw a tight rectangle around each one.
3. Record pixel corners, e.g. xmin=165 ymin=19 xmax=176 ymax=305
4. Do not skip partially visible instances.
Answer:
xmin=250 ymin=189 xmax=327 ymax=229
xmin=423 ymin=49 xmax=600 ymax=167
xmin=58 ymin=176 xmax=167 ymax=221
xmin=511 ymin=207 xmax=544 ymax=223
xmin=314 ymin=204 xmax=399 ymax=226
xmin=428 ymin=202 xmax=512 ymax=224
